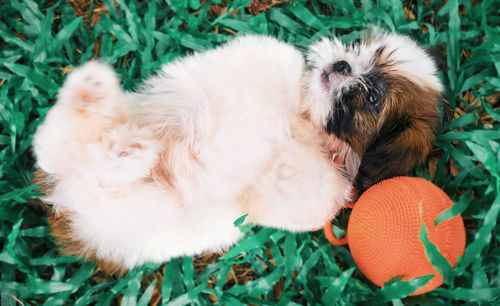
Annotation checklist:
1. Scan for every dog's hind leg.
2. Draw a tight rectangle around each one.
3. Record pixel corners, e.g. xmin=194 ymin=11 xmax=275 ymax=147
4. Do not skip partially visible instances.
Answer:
xmin=243 ymin=139 xmax=352 ymax=232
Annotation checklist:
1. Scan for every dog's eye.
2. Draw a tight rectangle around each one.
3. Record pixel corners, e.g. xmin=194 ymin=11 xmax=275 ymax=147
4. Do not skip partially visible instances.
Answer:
xmin=367 ymin=91 xmax=379 ymax=105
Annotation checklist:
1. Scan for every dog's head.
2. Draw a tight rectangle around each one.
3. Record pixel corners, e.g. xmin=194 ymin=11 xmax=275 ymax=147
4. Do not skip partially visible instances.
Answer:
xmin=306 ymin=31 xmax=443 ymax=194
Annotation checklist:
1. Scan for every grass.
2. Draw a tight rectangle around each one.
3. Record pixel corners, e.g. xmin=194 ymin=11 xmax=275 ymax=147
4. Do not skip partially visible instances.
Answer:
xmin=0 ymin=0 xmax=499 ymax=304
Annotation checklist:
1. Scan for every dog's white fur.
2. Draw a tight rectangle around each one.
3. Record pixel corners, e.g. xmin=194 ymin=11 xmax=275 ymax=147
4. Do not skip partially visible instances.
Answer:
xmin=33 ymin=35 xmax=353 ymax=268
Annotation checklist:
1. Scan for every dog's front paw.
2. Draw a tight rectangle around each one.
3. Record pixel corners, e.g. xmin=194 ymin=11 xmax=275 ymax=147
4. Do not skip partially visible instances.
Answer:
xmin=108 ymin=137 xmax=149 ymax=160
xmin=87 ymin=125 xmax=161 ymax=184
xmin=60 ymin=61 xmax=121 ymax=109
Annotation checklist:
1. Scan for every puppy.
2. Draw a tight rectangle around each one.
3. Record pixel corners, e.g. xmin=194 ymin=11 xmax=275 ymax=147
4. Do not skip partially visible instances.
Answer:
xmin=33 ymin=36 xmax=352 ymax=272
xmin=306 ymin=30 xmax=442 ymax=194
xmin=33 ymin=31 xmax=442 ymax=272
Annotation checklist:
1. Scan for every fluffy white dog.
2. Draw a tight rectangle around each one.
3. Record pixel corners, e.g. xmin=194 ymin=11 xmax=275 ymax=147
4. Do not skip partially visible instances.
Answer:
xmin=33 ymin=35 xmax=353 ymax=271
xmin=33 ymin=31 xmax=442 ymax=272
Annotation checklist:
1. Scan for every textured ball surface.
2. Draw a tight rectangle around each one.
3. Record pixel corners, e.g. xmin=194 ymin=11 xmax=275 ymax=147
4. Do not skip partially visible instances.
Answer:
xmin=348 ymin=177 xmax=465 ymax=295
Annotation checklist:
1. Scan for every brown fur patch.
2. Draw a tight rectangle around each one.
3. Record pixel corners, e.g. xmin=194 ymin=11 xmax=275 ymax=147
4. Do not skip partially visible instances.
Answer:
xmin=340 ymin=70 xmax=440 ymax=162
xmin=382 ymin=74 xmax=440 ymax=164
xmin=33 ymin=168 xmax=57 ymax=196
xmin=351 ymin=69 xmax=441 ymax=192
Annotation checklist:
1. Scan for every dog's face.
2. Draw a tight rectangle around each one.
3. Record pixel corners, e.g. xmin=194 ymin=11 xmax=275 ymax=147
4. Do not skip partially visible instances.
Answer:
xmin=306 ymin=31 xmax=443 ymax=193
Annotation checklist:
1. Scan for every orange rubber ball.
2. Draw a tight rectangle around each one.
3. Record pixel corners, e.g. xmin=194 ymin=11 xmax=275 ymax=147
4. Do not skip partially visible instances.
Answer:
xmin=325 ymin=177 xmax=466 ymax=295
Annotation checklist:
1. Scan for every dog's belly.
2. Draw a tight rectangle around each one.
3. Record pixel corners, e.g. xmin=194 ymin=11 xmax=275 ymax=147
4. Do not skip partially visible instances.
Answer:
xmin=150 ymin=35 xmax=307 ymax=200
xmin=195 ymin=108 xmax=285 ymax=200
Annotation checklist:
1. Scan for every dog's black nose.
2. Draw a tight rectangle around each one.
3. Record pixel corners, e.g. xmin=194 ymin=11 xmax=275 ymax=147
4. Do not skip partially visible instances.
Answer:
xmin=332 ymin=60 xmax=352 ymax=76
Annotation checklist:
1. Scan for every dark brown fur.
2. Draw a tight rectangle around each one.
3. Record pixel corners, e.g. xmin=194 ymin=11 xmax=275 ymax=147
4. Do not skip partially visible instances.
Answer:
xmin=351 ymin=73 xmax=440 ymax=194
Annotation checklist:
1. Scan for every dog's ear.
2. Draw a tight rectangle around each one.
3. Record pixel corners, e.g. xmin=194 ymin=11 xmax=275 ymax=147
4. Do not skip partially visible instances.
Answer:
xmin=354 ymin=111 xmax=438 ymax=194
xmin=353 ymin=116 xmax=412 ymax=194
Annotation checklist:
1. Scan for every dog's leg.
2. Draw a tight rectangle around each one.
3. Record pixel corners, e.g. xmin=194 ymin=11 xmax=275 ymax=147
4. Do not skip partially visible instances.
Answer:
xmin=244 ymin=140 xmax=351 ymax=232
xmin=58 ymin=61 xmax=123 ymax=109
xmin=33 ymin=62 xmax=146 ymax=178
xmin=86 ymin=123 xmax=161 ymax=184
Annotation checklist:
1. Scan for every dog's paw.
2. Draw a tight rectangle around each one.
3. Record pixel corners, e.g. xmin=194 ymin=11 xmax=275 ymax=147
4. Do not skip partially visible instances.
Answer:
xmin=109 ymin=138 xmax=147 ymax=159
xmin=60 ymin=61 xmax=121 ymax=108
xmin=87 ymin=125 xmax=161 ymax=184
